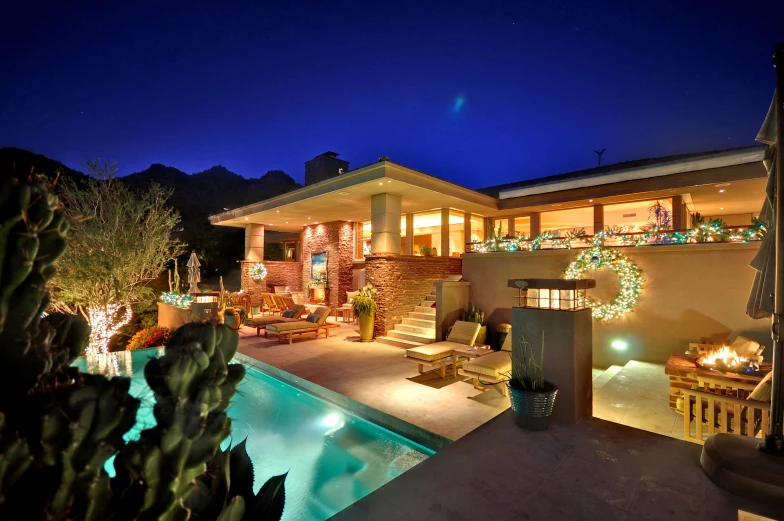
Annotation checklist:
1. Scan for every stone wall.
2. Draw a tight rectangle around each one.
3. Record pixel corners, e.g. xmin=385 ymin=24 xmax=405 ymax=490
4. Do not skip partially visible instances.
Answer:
xmin=240 ymin=260 xmax=302 ymax=306
xmin=366 ymin=255 xmax=462 ymax=337
xmin=301 ymin=221 xmax=354 ymax=309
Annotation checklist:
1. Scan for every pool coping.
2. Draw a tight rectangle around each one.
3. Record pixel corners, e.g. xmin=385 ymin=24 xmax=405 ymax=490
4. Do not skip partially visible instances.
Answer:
xmin=234 ymin=352 xmax=451 ymax=451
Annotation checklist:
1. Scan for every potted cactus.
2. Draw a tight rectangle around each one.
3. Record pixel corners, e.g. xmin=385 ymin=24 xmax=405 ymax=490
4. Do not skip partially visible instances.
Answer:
xmin=505 ymin=332 xmax=558 ymax=430
xmin=352 ymin=283 xmax=378 ymax=342
xmin=465 ymin=304 xmax=487 ymax=346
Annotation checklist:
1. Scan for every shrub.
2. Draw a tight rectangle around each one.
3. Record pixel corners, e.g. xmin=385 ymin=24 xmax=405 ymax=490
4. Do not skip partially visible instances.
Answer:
xmin=126 ymin=326 xmax=170 ymax=350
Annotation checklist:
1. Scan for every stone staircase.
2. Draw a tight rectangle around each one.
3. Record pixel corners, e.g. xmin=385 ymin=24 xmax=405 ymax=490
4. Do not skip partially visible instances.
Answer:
xmin=376 ymin=288 xmax=436 ymax=348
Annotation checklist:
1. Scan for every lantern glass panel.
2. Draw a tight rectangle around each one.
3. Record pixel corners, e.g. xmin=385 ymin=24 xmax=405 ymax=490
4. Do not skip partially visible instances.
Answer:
xmin=527 ymin=288 xmax=539 ymax=308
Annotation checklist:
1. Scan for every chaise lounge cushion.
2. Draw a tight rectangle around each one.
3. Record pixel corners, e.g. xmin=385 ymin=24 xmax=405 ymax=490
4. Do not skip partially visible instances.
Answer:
xmin=447 ymin=321 xmax=481 ymax=345
xmin=406 ymin=342 xmax=466 ymax=362
xmin=266 ymin=321 xmax=319 ymax=333
xmin=462 ymin=351 xmax=511 ymax=379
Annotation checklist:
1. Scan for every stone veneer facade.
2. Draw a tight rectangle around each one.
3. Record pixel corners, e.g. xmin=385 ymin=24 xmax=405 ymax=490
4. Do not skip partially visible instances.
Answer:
xmin=240 ymin=260 xmax=303 ymax=306
xmin=365 ymin=255 xmax=462 ymax=337
xmin=301 ymin=221 xmax=354 ymax=309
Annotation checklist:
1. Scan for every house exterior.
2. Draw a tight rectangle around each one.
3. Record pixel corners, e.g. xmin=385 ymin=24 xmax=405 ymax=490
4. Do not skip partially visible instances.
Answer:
xmin=210 ymin=146 xmax=768 ymax=350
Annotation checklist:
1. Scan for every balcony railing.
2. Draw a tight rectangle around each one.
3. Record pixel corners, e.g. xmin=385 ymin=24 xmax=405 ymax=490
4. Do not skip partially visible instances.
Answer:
xmin=465 ymin=223 xmax=765 ymax=253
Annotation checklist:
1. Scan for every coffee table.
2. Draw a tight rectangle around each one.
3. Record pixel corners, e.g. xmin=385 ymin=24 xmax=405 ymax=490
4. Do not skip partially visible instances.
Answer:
xmin=452 ymin=345 xmax=492 ymax=378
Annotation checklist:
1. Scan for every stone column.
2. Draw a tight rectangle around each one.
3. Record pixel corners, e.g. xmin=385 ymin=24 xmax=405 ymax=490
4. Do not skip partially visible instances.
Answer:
xmin=405 ymin=213 xmax=414 ymax=255
xmin=371 ymin=193 xmax=402 ymax=254
xmin=671 ymin=196 xmax=686 ymax=230
xmin=530 ymin=213 xmax=541 ymax=237
xmin=463 ymin=212 xmax=472 ymax=250
xmin=593 ymin=204 xmax=604 ymax=234
xmin=245 ymin=223 xmax=264 ymax=260
xmin=440 ymin=208 xmax=450 ymax=256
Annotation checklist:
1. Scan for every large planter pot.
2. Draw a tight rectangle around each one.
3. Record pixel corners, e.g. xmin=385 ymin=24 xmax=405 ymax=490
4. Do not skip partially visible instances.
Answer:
xmin=475 ymin=325 xmax=487 ymax=346
xmin=358 ymin=312 xmax=375 ymax=342
xmin=506 ymin=381 xmax=558 ymax=431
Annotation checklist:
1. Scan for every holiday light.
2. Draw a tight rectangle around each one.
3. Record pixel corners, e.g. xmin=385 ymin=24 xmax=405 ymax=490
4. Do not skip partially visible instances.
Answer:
xmin=160 ymin=292 xmax=193 ymax=308
xmin=250 ymin=262 xmax=267 ymax=281
xmin=85 ymin=303 xmax=133 ymax=355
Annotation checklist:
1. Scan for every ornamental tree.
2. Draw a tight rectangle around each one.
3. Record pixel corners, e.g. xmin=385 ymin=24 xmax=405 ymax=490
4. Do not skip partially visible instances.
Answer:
xmin=51 ymin=159 xmax=184 ymax=354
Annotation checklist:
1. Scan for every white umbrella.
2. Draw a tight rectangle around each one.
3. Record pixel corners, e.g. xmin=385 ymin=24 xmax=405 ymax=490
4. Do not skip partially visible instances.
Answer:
xmin=186 ymin=251 xmax=201 ymax=294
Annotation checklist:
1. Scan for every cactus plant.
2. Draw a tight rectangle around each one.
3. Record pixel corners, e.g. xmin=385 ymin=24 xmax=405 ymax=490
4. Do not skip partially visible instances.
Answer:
xmin=0 ymin=169 xmax=285 ymax=520
xmin=464 ymin=304 xmax=486 ymax=345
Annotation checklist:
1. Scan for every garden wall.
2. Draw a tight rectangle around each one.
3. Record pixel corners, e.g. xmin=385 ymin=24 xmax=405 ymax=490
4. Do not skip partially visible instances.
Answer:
xmin=240 ymin=260 xmax=302 ymax=306
xmin=461 ymin=243 xmax=767 ymax=368
xmin=301 ymin=221 xmax=354 ymax=309
xmin=366 ymin=255 xmax=462 ymax=337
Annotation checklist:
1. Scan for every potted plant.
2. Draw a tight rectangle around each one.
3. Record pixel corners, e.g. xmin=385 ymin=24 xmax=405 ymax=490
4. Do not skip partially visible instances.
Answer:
xmin=505 ymin=332 xmax=558 ymax=431
xmin=352 ymin=283 xmax=378 ymax=342
xmin=465 ymin=304 xmax=487 ymax=345
xmin=419 ymin=245 xmax=435 ymax=256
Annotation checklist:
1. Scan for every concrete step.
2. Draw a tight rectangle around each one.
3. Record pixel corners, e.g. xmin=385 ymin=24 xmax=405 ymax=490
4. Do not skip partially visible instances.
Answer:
xmin=408 ymin=312 xmax=436 ymax=321
xmin=592 ymin=365 xmax=624 ymax=391
xmin=396 ymin=323 xmax=435 ymax=335
xmin=402 ymin=317 xmax=435 ymax=328
xmin=419 ymin=300 xmax=436 ymax=308
xmin=425 ymin=294 xmax=436 ymax=301
xmin=376 ymin=336 xmax=423 ymax=349
xmin=387 ymin=330 xmax=435 ymax=343
xmin=414 ymin=306 xmax=435 ymax=315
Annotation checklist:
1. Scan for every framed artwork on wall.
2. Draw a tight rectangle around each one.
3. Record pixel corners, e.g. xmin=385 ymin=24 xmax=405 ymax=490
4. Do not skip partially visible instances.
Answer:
xmin=311 ymin=252 xmax=328 ymax=280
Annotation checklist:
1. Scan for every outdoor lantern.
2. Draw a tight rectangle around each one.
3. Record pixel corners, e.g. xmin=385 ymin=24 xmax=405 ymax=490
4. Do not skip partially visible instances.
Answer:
xmin=507 ymin=279 xmax=595 ymax=311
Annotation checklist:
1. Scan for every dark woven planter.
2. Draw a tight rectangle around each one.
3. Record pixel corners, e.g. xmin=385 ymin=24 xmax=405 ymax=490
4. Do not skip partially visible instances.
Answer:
xmin=506 ymin=381 xmax=558 ymax=431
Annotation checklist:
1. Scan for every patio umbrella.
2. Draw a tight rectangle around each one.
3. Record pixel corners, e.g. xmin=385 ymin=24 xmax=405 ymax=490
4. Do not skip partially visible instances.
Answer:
xmin=186 ymin=251 xmax=201 ymax=294
xmin=746 ymin=44 xmax=784 ymax=452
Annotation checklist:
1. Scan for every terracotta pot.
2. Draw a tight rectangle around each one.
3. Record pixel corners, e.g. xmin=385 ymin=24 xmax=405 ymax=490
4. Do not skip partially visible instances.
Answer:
xmin=358 ymin=312 xmax=375 ymax=342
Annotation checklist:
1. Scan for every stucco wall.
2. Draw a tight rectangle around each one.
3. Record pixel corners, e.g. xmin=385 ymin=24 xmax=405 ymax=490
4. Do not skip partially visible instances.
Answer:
xmin=302 ymin=221 xmax=354 ymax=308
xmin=240 ymin=260 xmax=303 ymax=305
xmin=461 ymin=243 xmax=767 ymax=367
xmin=366 ymin=255 xmax=462 ymax=337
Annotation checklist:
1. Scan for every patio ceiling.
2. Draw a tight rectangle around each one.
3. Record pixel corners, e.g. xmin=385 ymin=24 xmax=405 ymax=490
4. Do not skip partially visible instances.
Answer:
xmin=210 ymin=161 xmax=500 ymax=232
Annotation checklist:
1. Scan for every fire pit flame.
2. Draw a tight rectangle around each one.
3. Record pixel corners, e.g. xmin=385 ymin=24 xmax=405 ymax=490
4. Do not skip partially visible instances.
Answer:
xmin=696 ymin=346 xmax=748 ymax=372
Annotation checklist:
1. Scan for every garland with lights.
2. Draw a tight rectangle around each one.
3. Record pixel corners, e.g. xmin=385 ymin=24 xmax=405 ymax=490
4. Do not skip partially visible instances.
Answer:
xmin=250 ymin=262 xmax=268 ymax=281
xmin=565 ymin=245 xmax=643 ymax=321
xmin=160 ymin=291 xmax=193 ymax=308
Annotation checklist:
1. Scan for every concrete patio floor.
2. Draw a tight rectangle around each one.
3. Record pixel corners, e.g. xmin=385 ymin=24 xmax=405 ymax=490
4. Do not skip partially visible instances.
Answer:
xmin=330 ymin=411 xmax=780 ymax=521
xmin=237 ymin=318 xmax=510 ymax=441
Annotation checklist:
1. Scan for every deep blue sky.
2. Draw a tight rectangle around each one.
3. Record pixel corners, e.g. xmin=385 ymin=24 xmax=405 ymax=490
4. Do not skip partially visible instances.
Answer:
xmin=2 ymin=1 xmax=782 ymax=188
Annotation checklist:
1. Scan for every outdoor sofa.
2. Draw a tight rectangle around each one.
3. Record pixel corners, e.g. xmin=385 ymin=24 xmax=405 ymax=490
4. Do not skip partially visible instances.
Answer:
xmin=244 ymin=304 xmax=306 ymax=336
xmin=265 ymin=306 xmax=337 ymax=344
xmin=403 ymin=321 xmax=480 ymax=379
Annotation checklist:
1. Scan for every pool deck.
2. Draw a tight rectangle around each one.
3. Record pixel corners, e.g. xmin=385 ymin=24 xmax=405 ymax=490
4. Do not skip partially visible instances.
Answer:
xmin=330 ymin=411 xmax=781 ymax=521
xmin=236 ymin=318 xmax=510 ymax=442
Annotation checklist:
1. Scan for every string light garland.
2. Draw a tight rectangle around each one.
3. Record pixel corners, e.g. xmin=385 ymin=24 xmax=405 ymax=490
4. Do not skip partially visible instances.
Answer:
xmin=565 ymin=245 xmax=643 ymax=321
xmin=250 ymin=262 xmax=267 ymax=281
xmin=85 ymin=303 xmax=133 ymax=355
xmin=160 ymin=291 xmax=193 ymax=308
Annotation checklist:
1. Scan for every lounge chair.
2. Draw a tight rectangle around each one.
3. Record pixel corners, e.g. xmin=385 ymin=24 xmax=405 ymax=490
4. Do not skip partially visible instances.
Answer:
xmin=262 ymin=293 xmax=280 ymax=315
xmin=272 ymin=293 xmax=287 ymax=312
xmin=404 ymin=321 xmax=480 ymax=379
xmin=244 ymin=304 xmax=306 ymax=336
xmin=265 ymin=306 xmax=338 ymax=344
xmin=457 ymin=328 xmax=512 ymax=396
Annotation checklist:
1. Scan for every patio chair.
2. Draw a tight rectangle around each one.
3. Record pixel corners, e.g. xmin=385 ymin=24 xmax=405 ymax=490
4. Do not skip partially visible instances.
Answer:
xmin=457 ymin=327 xmax=512 ymax=396
xmin=244 ymin=304 xmax=306 ymax=336
xmin=404 ymin=321 xmax=480 ymax=379
xmin=262 ymin=293 xmax=280 ymax=315
xmin=265 ymin=306 xmax=337 ymax=344
xmin=272 ymin=294 xmax=287 ymax=312
xmin=678 ymin=372 xmax=772 ymax=444
xmin=282 ymin=295 xmax=295 ymax=309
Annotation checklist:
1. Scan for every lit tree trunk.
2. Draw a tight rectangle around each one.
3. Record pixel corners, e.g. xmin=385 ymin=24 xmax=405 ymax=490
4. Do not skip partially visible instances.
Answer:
xmin=85 ymin=303 xmax=132 ymax=355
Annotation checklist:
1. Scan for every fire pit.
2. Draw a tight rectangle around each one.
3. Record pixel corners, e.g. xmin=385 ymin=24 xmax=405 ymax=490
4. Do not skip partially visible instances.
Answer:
xmin=696 ymin=346 xmax=763 ymax=376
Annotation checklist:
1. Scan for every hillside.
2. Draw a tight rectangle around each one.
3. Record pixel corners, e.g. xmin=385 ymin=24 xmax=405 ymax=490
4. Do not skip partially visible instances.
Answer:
xmin=0 ymin=147 xmax=301 ymax=271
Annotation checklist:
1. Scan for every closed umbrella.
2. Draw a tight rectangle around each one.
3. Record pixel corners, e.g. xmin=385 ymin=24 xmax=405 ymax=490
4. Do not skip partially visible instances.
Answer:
xmin=746 ymin=44 xmax=783 ymax=453
xmin=186 ymin=251 xmax=201 ymax=294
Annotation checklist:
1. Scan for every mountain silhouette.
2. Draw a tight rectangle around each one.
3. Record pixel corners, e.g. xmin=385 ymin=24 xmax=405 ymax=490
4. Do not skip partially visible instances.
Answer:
xmin=0 ymin=147 xmax=301 ymax=271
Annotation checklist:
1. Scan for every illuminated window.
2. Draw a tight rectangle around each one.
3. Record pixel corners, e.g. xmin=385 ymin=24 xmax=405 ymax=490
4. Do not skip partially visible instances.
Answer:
xmin=513 ymin=216 xmax=531 ymax=237
xmin=604 ymin=199 xmax=672 ymax=232
xmin=541 ymin=207 xmax=594 ymax=235
xmin=355 ymin=221 xmax=371 ymax=259
xmin=492 ymin=218 xmax=509 ymax=237
xmin=448 ymin=211 xmax=465 ymax=256
xmin=470 ymin=215 xmax=485 ymax=243
xmin=412 ymin=211 xmax=442 ymax=255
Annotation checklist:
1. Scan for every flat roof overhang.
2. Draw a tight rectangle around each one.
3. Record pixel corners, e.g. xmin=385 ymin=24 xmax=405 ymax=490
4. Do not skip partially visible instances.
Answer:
xmin=210 ymin=161 xmax=500 ymax=231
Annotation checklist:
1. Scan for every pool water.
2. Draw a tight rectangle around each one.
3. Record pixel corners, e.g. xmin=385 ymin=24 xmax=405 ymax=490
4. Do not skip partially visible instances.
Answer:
xmin=75 ymin=349 xmax=432 ymax=520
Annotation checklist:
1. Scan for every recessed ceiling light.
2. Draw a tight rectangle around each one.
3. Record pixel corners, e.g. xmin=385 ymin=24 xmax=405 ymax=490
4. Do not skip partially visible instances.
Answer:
xmin=339 ymin=192 xmax=350 ymax=195
xmin=719 ymin=189 xmax=725 ymax=193
xmin=720 ymin=208 xmax=724 ymax=210
xmin=244 ymin=217 xmax=248 ymax=220
xmin=308 ymin=217 xmax=311 ymax=219
xmin=387 ymin=180 xmax=391 ymax=183
xmin=315 ymin=221 xmax=319 ymax=224
xmin=268 ymin=223 xmax=273 ymax=225
xmin=379 ymin=182 xmax=383 ymax=185
xmin=589 ymin=199 xmax=594 ymax=202
xmin=276 ymin=210 xmax=279 ymax=213
xmin=285 ymin=221 xmax=288 ymax=224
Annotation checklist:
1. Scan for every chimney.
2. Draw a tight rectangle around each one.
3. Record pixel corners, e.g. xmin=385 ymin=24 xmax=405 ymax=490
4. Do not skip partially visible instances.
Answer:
xmin=304 ymin=151 xmax=350 ymax=186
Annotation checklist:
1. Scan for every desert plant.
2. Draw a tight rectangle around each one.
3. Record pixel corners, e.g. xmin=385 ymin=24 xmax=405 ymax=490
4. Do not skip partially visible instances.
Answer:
xmin=0 ymin=170 xmax=285 ymax=520
xmin=352 ymin=283 xmax=379 ymax=316
xmin=465 ymin=304 xmax=485 ymax=325
xmin=126 ymin=325 xmax=170 ymax=350
xmin=508 ymin=333 xmax=546 ymax=391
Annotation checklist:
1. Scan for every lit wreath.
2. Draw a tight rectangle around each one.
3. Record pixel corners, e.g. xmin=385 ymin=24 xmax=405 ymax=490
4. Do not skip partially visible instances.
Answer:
xmin=250 ymin=262 xmax=267 ymax=281
xmin=564 ymin=245 xmax=643 ymax=321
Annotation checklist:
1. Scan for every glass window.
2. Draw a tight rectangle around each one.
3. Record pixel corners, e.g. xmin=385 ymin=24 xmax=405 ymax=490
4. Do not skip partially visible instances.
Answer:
xmin=356 ymin=221 xmax=371 ymax=259
xmin=492 ymin=218 xmax=509 ymax=238
xmin=540 ymin=207 xmax=594 ymax=235
xmin=448 ymin=211 xmax=465 ymax=256
xmin=470 ymin=215 xmax=485 ymax=243
xmin=604 ymin=199 xmax=673 ymax=232
xmin=513 ymin=216 xmax=531 ymax=237
xmin=412 ymin=211 xmax=441 ymax=255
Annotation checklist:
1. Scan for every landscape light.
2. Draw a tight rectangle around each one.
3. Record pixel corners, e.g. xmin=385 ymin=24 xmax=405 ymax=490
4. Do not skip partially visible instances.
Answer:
xmin=611 ymin=340 xmax=628 ymax=351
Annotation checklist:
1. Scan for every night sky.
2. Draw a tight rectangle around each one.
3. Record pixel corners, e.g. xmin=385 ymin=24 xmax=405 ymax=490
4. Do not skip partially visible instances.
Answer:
xmin=2 ymin=1 xmax=782 ymax=188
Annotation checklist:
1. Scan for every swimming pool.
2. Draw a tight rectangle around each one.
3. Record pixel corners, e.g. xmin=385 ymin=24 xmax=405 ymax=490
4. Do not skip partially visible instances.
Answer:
xmin=76 ymin=349 xmax=432 ymax=521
